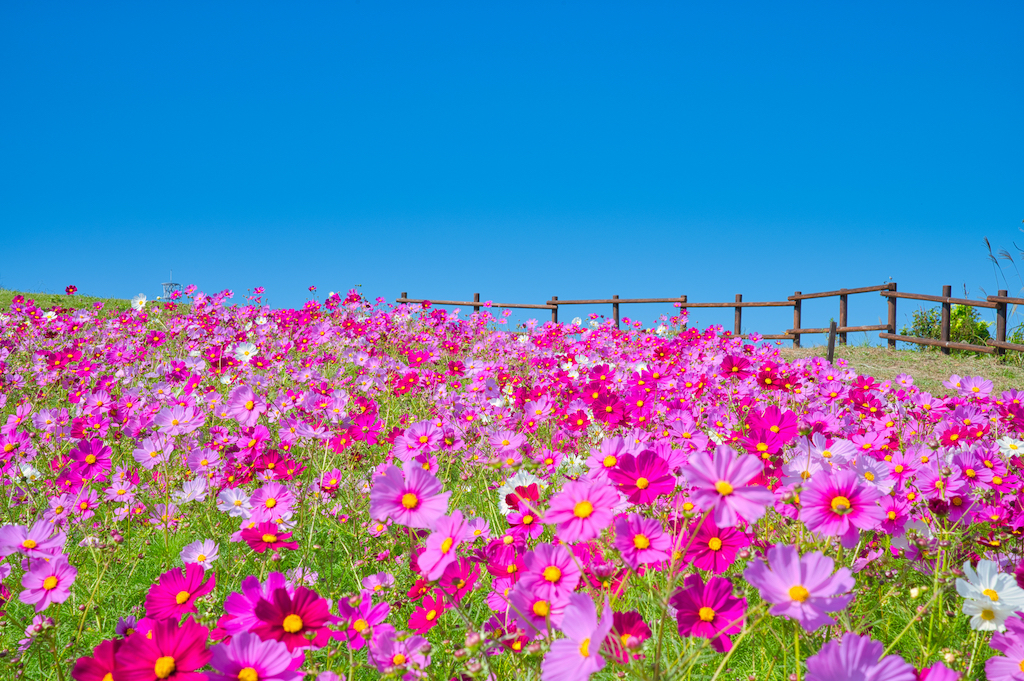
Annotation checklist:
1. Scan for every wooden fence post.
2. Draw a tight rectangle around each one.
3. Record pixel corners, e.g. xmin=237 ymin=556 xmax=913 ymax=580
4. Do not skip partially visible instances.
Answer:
xmin=839 ymin=291 xmax=848 ymax=345
xmin=827 ymin=321 xmax=838 ymax=363
xmin=473 ymin=292 xmax=480 ymax=314
xmin=792 ymin=291 xmax=802 ymax=348
xmin=940 ymin=285 xmax=952 ymax=355
xmin=551 ymin=296 xmax=558 ymax=324
xmin=887 ymin=283 xmax=897 ymax=349
xmin=734 ymin=294 xmax=742 ymax=337
xmin=997 ymin=289 xmax=1008 ymax=356
xmin=401 ymin=292 xmax=407 ymax=301
xmin=613 ymin=294 xmax=620 ymax=330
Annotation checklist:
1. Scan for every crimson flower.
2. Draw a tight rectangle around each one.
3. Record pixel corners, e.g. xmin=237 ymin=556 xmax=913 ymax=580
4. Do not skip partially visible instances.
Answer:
xmin=241 ymin=522 xmax=299 ymax=554
xmin=114 ymin=617 xmax=211 ymax=681
xmin=608 ymin=450 xmax=675 ymax=504
xmin=253 ymin=586 xmax=335 ymax=651
xmin=145 ymin=563 xmax=216 ymax=621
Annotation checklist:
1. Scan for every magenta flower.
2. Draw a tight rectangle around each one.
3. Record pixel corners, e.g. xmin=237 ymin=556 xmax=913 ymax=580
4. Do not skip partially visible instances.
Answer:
xmin=369 ymin=462 xmax=450 ymax=530
xmin=669 ymin=574 xmax=745 ymax=653
xmin=418 ymin=510 xmax=470 ymax=580
xmin=368 ymin=623 xmax=431 ymax=676
xmin=219 ymin=572 xmax=293 ymax=636
xmin=613 ymin=514 xmax=671 ymax=571
xmin=544 ymin=478 xmax=619 ymax=542
xmin=145 ymin=563 xmax=216 ymax=621
xmin=804 ymin=633 xmax=915 ymax=681
xmin=799 ymin=470 xmax=885 ymax=548
xmin=69 ymin=438 xmax=112 ymax=480
xmin=0 ymin=519 xmax=66 ymax=559
xmin=540 ymin=593 xmax=613 ymax=681
xmin=20 ymin=555 xmax=76 ymax=612
xmin=682 ymin=445 xmax=773 ymax=527
xmin=336 ymin=590 xmax=390 ymax=650
xmin=518 ymin=543 xmax=582 ymax=601
xmin=208 ymin=631 xmax=299 ymax=681
xmin=743 ymin=543 xmax=854 ymax=631
xmin=685 ymin=514 xmax=749 ymax=574
xmin=509 ymin=582 xmax=571 ymax=634
xmin=115 ymin=616 xmax=211 ymax=681
xmin=607 ymin=450 xmax=675 ymax=504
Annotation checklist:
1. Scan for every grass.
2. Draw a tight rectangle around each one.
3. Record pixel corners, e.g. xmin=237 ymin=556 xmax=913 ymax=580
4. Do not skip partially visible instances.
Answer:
xmin=780 ymin=343 xmax=1024 ymax=396
xmin=0 ymin=288 xmax=133 ymax=313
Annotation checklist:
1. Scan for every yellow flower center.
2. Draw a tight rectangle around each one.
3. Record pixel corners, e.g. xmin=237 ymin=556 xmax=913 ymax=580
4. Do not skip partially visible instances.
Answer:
xmin=237 ymin=669 xmax=258 ymax=681
xmin=635 ymin=477 xmax=649 ymax=489
xmin=282 ymin=614 xmax=304 ymax=633
xmin=440 ymin=537 xmax=453 ymax=554
xmin=262 ymin=533 xmax=278 ymax=543
xmin=698 ymin=606 xmax=715 ymax=622
xmin=789 ymin=585 xmax=810 ymax=602
xmin=244 ymin=400 xmax=254 ymax=410
xmin=603 ymin=455 xmax=616 ymax=468
xmin=43 ymin=576 xmax=58 ymax=590
xmin=579 ymin=637 xmax=591 ymax=657
xmin=154 ymin=656 xmax=176 ymax=679
xmin=984 ymin=588 xmax=999 ymax=601
xmin=573 ymin=501 xmax=594 ymax=518
xmin=392 ymin=653 xmax=407 ymax=665
xmin=175 ymin=590 xmax=190 ymax=605
xmin=634 ymin=534 xmax=650 ymax=549
xmin=22 ymin=539 xmax=37 ymax=550
xmin=543 ymin=566 xmax=562 ymax=582
xmin=533 ymin=600 xmax=550 ymax=616
xmin=981 ymin=609 xmax=996 ymax=621
xmin=265 ymin=498 xmax=277 ymax=508
xmin=426 ymin=609 xmax=438 ymax=621
xmin=894 ymin=464 xmax=904 ymax=473
xmin=708 ymin=537 xmax=723 ymax=551
xmin=864 ymin=472 xmax=875 ymax=481
xmin=401 ymin=493 xmax=419 ymax=509
xmin=830 ymin=496 xmax=852 ymax=513
xmin=85 ymin=454 xmax=97 ymax=464
xmin=715 ymin=480 xmax=733 ymax=496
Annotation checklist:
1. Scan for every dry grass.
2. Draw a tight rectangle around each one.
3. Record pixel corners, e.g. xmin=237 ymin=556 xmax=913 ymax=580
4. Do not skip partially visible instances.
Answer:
xmin=779 ymin=344 xmax=1024 ymax=396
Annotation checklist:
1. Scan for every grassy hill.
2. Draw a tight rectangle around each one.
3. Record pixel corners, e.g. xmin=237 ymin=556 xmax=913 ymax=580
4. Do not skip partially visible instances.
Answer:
xmin=0 ymin=288 xmax=133 ymax=313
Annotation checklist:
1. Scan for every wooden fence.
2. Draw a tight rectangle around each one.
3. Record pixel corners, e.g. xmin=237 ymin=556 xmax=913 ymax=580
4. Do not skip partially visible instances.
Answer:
xmin=396 ymin=285 xmax=1024 ymax=355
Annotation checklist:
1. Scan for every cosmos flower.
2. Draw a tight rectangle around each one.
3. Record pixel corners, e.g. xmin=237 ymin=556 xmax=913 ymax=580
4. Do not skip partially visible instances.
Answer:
xmin=681 ymin=445 xmax=773 ymax=528
xmin=145 ymin=563 xmax=216 ymax=621
xmin=20 ymin=555 xmax=77 ymax=612
xmin=417 ymin=510 xmax=470 ymax=580
xmin=369 ymin=462 xmax=450 ymax=530
xmin=607 ymin=450 xmax=675 ymax=504
xmin=180 ymin=540 xmax=219 ymax=569
xmin=685 ymin=513 xmax=749 ymax=575
xmin=114 ymin=616 xmax=211 ymax=681
xmin=208 ymin=632 xmax=299 ymax=681
xmin=613 ymin=514 xmax=671 ymax=571
xmin=669 ymin=574 xmax=745 ymax=653
xmin=540 ymin=594 xmax=614 ymax=681
xmin=544 ymin=478 xmax=620 ymax=542
xmin=743 ymin=543 xmax=854 ymax=631
xmin=804 ymin=632 xmax=915 ymax=681
xmin=799 ymin=470 xmax=885 ymax=548
xmin=252 ymin=586 xmax=336 ymax=651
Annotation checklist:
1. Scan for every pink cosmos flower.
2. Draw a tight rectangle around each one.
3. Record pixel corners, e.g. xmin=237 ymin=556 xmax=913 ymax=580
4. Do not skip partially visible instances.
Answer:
xmin=225 ymin=385 xmax=266 ymax=427
xmin=669 ymin=574 xmax=745 ymax=653
xmin=253 ymin=586 xmax=336 ymax=651
xmin=69 ymin=438 xmax=112 ymax=480
xmin=987 ymin=613 xmax=1024 ymax=680
xmin=368 ymin=623 xmax=431 ymax=676
xmin=219 ymin=573 xmax=294 ymax=636
xmin=408 ymin=590 xmax=446 ymax=633
xmin=369 ymin=462 xmax=451 ymax=530
xmin=607 ymin=450 xmax=675 ymax=504
xmin=743 ymin=543 xmax=854 ymax=631
xmin=682 ymin=445 xmax=773 ymax=528
xmin=804 ymin=632 xmax=915 ymax=681
xmin=799 ymin=470 xmax=886 ymax=548
xmin=540 ymin=593 xmax=614 ymax=681
xmin=20 ymin=555 xmax=77 ymax=612
xmin=544 ymin=478 xmax=619 ymax=542
xmin=208 ymin=631 xmax=300 ymax=681
xmin=71 ymin=638 xmax=120 ymax=681
xmin=418 ymin=510 xmax=470 ymax=580
xmin=0 ymin=519 xmax=66 ymax=559
xmin=145 ymin=563 xmax=216 ymax=621
xmin=509 ymin=584 xmax=570 ymax=635
xmin=518 ymin=543 xmax=582 ymax=601
xmin=613 ymin=514 xmax=671 ymax=571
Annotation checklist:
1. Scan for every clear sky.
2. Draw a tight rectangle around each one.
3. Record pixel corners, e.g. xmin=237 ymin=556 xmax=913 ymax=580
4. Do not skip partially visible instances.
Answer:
xmin=1 ymin=2 xmax=1022 ymax=337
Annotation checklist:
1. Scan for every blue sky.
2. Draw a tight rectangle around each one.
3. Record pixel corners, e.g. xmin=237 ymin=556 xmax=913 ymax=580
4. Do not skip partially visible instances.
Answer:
xmin=1 ymin=2 xmax=1022 ymax=337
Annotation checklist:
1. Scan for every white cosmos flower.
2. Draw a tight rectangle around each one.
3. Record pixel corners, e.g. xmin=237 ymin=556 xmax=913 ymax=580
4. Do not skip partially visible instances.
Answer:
xmin=996 ymin=436 xmax=1024 ymax=458
xmin=233 ymin=342 xmax=258 ymax=363
xmin=217 ymin=488 xmax=252 ymax=518
xmin=255 ymin=316 xmax=268 ymax=326
xmin=571 ymin=316 xmax=582 ymax=326
xmin=131 ymin=293 xmax=147 ymax=311
xmin=43 ymin=311 xmax=57 ymax=321
xmin=956 ymin=560 xmax=1024 ymax=630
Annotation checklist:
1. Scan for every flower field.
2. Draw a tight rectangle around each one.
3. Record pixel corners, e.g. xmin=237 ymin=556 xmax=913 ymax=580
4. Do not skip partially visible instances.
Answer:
xmin=3 ymin=287 xmax=1024 ymax=680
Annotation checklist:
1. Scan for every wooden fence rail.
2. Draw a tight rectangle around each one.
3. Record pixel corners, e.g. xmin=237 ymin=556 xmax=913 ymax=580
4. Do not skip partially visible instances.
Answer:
xmin=396 ymin=284 xmax=1024 ymax=356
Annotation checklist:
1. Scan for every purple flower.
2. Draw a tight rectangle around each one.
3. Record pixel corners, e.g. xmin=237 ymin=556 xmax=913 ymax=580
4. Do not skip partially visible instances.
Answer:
xmin=682 ymin=445 xmax=773 ymax=528
xmin=544 ymin=479 xmax=619 ymax=542
xmin=369 ymin=462 xmax=450 ymax=530
xmin=180 ymin=539 xmax=219 ymax=569
xmin=209 ymin=631 xmax=300 ymax=681
xmin=20 ymin=555 xmax=77 ymax=612
xmin=540 ymin=593 xmax=613 ymax=681
xmin=0 ymin=520 xmax=66 ymax=559
xmin=743 ymin=544 xmax=854 ymax=631
xmin=613 ymin=514 xmax=671 ymax=571
xmin=805 ymin=633 xmax=915 ymax=681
